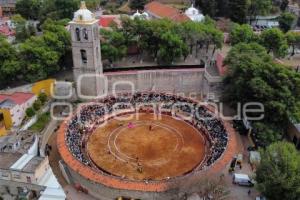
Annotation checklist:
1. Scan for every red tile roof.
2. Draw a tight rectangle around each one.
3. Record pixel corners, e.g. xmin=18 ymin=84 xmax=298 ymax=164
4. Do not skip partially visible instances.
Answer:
xmin=145 ymin=1 xmax=190 ymax=22
xmin=0 ymin=92 xmax=35 ymax=105
xmin=99 ymin=16 xmax=118 ymax=28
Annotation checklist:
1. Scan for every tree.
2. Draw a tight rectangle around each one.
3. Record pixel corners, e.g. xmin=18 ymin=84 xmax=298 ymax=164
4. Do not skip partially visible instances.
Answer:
xmin=11 ymin=14 xmax=36 ymax=42
xmin=279 ymin=0 xmax=289 ymax=11
xmin=0 ymin=37 xmax=21 ymax=87
xmin=19 ymin=35 xmax=60 ymax=81
xmin=260 ymin=28 xmax=288 ymax=57
xmin=15 ymin=0 xmax=41 ymax=20
xmin=33 ymin=100 xmax=42 ymax=111
xmin=195 ymin=0 xmax=218 ymax=17
xmin=286 ymin=31 xmax=300 ymax=56
xmin=248 ymin=0 xmax=272 ymax=24
xmin=129 ymin=0 xmax=148 ymax=10
xmin=100 ymin=29 xmax=127 ymax=64
xmin=230 ymin=24 xmax=256 ymax=45
xmin=157 ymin=31 xmax=188 ymax=64
xmin=252 ymin=122 xmax=282 ymax=146
xmin=256 ymin=142 xmax=300 ymax=200
xmin=38 ymin=92 xmax=48 ymax=104
xmin=39 ymin=0 xmax=79 ymax=23
xmin=223 ymin=43 xmax=300 ymax=141
xmin=228 ymin=0 xmax=248 ymax=24
xmin=278 ymin=12 xmax=297 ymax=33
xmin=26 ymin=107 xmax=36 ymax=117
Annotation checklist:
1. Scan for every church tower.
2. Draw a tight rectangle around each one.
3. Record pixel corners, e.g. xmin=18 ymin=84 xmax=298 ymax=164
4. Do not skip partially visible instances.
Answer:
xmin=69 ymin=1 xmax=103 ymax=98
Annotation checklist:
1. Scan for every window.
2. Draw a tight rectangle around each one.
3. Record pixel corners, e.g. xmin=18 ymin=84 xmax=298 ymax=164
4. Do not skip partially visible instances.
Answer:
xmin=83 ymin=28 xmax=88 ymax=40
xmin=1 ymin=172 xmax=9 ymax=177
xmin=26 ymin=176 xmax=31 ymax=183
xmin=13 ymin=173 xmax=20 ymax=179
xmin=75 ymin=28 xmax=81 ymax=41
xmin=80 ymin=50 xmax=87 ymax=64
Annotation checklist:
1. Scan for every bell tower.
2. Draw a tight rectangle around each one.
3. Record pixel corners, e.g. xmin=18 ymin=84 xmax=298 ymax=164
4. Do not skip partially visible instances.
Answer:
xmin=69 ymin=1 xmax=103 ymax=98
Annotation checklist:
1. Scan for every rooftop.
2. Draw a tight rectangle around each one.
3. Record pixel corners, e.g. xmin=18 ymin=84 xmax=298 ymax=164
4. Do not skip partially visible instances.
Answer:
xmin=0 ymin=92 xmax=35 ymax=108
xmin=22 ymin=156 xmax=44 ymax=173
xmin=145 ymin=1 xmax=190 ymax=22
xmin=0 ymin=152 xmax=22 ymax=169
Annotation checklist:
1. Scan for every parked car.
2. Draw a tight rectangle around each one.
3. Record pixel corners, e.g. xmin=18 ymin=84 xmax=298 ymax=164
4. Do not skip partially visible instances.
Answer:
xmin=233 ymin=173 xmax=255 ymax=187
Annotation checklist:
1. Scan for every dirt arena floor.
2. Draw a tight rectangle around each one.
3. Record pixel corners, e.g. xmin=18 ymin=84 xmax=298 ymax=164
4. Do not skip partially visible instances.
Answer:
xmin=87 ymin=113 xmax=206 ymax=181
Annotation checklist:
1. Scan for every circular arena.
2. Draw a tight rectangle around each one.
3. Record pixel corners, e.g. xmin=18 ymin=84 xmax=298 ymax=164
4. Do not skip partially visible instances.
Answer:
xmin=57 ymin=92 xmax=238 ymax=200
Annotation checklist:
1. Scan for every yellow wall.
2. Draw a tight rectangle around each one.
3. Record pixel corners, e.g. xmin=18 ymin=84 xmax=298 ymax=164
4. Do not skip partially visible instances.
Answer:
xmin=31 ymin=79 xmax=55 ymax=97
xmin=0 ymin=109 xmax=12 ymax=130
xmin=0 ymin=125 xmax=7 ymax=137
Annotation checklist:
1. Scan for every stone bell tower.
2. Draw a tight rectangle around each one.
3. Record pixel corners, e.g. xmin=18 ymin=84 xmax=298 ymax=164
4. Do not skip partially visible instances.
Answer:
xmin=69 ymin=1 xmax=103 ymax=98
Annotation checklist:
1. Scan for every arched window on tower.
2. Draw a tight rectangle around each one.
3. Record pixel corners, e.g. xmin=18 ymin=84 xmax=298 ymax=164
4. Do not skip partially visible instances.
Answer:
xmin=80 ymin=49 xmax=87 ymax=64
xmin=75 ymin=28 xmax=81 ymax=41
xmin=83 ymin=28 xmax=88 ymax=40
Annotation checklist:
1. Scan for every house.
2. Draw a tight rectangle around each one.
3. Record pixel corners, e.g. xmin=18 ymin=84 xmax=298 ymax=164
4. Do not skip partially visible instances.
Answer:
xmin=98 ymin=15 xmax=122 ymax=29
xmin=0 ymin=92 xmax=37 ymax=131
xmin=0 ymin=147 xmax=65 ymax=199
xmin=0 ymin=0 xmax=16 ymax=16
xmin=144 ymin=1 xmax=190 ymax=22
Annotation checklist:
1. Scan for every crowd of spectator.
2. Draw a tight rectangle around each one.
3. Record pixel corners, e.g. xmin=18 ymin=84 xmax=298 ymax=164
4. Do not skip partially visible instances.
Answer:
xmin=65 ymin=92 xmax=228 ymax=171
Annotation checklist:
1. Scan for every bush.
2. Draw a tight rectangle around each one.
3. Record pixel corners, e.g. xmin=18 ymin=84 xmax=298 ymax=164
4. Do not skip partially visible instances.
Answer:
xmin=29 ymin=112 xmax=51 ymax=132
xmin=33 ymin=99 xmax=42 ymax=111
xmin=26 ymin=107 xmax=35 ymax=117
xmin=38 ymin=92 xmax=48 ymax=104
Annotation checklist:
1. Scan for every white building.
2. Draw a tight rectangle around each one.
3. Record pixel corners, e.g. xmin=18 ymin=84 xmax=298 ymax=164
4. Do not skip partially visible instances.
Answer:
xmin=131 ymin=10 xmax=149 ymax=20
xmin=0 ymin=92 xmax=37 ymax=128
xmin=185 ymin=4 xmax=205 ymax=22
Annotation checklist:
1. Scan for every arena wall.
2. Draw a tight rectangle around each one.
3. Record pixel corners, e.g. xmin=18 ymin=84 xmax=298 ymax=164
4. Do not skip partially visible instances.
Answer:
xmin=104 ymin=68 xmax=205 ymax=95
xmin=68 ymin=168 xmax=183 ymax=200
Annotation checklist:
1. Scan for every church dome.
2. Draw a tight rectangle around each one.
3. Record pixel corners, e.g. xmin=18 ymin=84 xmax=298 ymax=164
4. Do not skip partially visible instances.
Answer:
xmin=185 ymin=4 xmax=204 ymax=22
xmin=131 ymin=10 xmax=149 ymax=20
xmin=185 ymin=5 xmax=199 ymax=16
xmin=73 ymin=1 xmax=95 ymax=23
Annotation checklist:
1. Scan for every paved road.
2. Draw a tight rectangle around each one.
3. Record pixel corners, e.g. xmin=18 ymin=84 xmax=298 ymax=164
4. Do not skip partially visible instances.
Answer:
xmin=40 ymin=119 xmax=59 ymax=157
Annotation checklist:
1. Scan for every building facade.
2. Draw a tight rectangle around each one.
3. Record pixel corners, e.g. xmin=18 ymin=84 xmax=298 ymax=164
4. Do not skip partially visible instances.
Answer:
xmin=0 ymin=92 xmax=37 ymax=131
xmin=69 ymin=1 xmax=103 ymax=98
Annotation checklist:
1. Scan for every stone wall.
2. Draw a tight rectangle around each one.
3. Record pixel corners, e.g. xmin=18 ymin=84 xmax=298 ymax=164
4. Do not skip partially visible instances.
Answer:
xmin=104 ymin=68 xmax=205 ymax=96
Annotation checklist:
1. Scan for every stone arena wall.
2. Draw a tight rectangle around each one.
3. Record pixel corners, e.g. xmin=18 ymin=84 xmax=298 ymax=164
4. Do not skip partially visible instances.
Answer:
xmin=104 ymin=68 xmax=204 ymax=95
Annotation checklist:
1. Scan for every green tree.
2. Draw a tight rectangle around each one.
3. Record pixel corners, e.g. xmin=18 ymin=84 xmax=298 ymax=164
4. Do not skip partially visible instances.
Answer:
xmin=195 ymin=0 xmax=218 ymax=17
xmin=19 ymin=35 xmax=60 ymax=81
xmin=260 ymin=28 xmax=288 ymax=57
xmin=278 ymin=12 xmax=297 ymax=33
xmin=279 ymin=0 xmax=289 ymax=11
xmin=157 ymin=31 xmax=188 ymax=64
xmin=248 ymin=0 xmax=272 ymax=24
xmin=230 ymin=24 xmax=256 ymax=45
xmin=11 ymin=14 xmax=35 ymax=42
xmin=0 ymin=37 xmax=21 ymax=87
xmin=129 ymin=0 xmax=148 ymax=10
xmin=286 ymin=31 xmax=300 ymax=57
xmin=26 ymin=107 xmax=36 ymax=117
xmin=223 ymin=43 xmax=300 ymax=139
xmin=15 ymin=0 xmax=41 ymax=20
xmin=38 ymin=92 xmax=48 ymax=104
xmin=100 ymin=29 xmax=127 ymax=64
xmin=256 ymin=142 xmax=300 ymax=200
xmin=228 ymin=0 xmax=248 ymax=24
xmin=33 ymin=100 xmax=42 ymax=111
xmin=252 ymin=122 xmax=282 ymax=146
xmin=39 ymin=0 xmax=79 ymax=22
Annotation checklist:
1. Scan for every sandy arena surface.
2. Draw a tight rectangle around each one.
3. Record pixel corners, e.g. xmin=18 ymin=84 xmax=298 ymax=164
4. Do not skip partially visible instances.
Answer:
xmin=87 ymin=113 xmax=206 ymax=181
